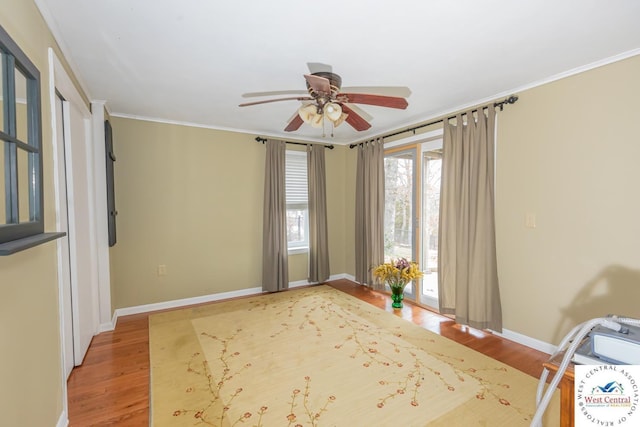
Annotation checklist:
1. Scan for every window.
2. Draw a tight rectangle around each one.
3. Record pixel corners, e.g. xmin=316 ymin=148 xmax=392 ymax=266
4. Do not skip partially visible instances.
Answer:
xmin=0 ymin=25 xmax=44 ymax=246
xmin=285 ymin=150 xmax=308 ymax=252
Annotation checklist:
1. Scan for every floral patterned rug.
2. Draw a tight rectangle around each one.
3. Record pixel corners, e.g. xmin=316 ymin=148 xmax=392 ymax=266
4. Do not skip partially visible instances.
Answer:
xmin=149 ymin=285 xmax=558 ymax=426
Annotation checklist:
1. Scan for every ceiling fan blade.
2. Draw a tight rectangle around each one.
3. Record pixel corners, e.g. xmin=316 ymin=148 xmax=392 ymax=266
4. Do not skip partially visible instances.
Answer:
xmin=307 ymin=62 xmax=333 ymax=74
xmin=343 ymin=103 xmax=373 ymax=123
xmin=338 ymin=93 xmax=408 ymax=109
xmin=304 ymin=74 xmax=331 ymax=95
xmin=284 ymin=114 xmax=305 ymax=132
xmin=242 ymin=90 xmax=308 ymax=98
xmin=238 ymin=96 xmax=313 ymax=107
xmin=340 ymin=86 xmax=412 ymax=98
xmin=340 ymin=104 xmax=372 ymax=131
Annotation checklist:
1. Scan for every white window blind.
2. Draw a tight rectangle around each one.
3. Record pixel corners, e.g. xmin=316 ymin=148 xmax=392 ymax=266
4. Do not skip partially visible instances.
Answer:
xmin=285 ymin=150 xmax=308 ymax=206
xmin=285 ymin=150 xmax=308 ymax=251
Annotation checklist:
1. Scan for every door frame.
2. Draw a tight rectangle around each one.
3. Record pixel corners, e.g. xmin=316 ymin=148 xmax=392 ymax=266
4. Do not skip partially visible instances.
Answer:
xmin=48 ymin=48 xmax=112 ymax=421
xmin=53 ymin=91 xmax=74 ymax=379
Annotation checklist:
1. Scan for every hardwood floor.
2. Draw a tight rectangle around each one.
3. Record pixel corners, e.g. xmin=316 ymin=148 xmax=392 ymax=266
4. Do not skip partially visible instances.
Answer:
xmin=67 ymin=279 xmax=551 ymax=426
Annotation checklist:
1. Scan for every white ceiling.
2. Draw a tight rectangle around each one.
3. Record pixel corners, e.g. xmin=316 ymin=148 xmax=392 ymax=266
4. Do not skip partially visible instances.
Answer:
xmin=35 ymin=0 xmax=640 ymax=145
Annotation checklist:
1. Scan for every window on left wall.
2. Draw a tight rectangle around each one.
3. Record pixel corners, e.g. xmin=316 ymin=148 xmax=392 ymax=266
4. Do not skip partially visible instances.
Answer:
xmin=285 ymin=150 xmax=309 ymax=253
xmin=0 ymin=24 xmax=48 ymax=251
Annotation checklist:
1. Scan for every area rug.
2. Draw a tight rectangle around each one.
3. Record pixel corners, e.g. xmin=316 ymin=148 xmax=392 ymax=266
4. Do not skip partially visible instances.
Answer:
xmin=149 ymin=285 xmax=558 ymax=426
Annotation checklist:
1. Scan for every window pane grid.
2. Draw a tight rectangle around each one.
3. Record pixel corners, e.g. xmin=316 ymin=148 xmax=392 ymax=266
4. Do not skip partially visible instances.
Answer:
xmin=0 ymin=132 xmax=37 ymax=151
xmin=0 ymin=24 xmax=43 ymax=243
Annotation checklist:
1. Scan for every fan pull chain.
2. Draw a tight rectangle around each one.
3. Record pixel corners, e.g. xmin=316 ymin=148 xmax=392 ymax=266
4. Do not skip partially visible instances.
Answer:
xmin=322 ymin=115 xmax=326 ymax=138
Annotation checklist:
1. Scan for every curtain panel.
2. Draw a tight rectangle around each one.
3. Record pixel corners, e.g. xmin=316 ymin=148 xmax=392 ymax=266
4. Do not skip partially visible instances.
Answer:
xmin=355 ymin=139 xmax=385 ymax=289
xmin=262 ymin=139 xmax=289 ymax=292
xmin=307 ymin=144 xmax=330 ymax=282
xmin=438 ymin=107 xmax=503 ymax=332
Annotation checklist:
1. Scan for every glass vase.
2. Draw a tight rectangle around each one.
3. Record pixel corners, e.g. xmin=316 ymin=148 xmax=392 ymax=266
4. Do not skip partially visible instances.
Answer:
xmin=390 ymin=285 xmax=405 ymax=309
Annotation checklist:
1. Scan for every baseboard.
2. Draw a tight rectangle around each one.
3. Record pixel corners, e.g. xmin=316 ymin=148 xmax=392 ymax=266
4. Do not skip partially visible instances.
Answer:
xmin=335 ymin=273 xmax=356 ymax=282
xmin=111 ymin=274 xmax=355 ymax=324
xmin=495 ymin=328 xmax=556 ymax=355
xmin=98 ymin=314 xmax=116 ymax=333
xmin=290 ymin=273 xmax=353 ymax=288
xmin=113 ymin=286 xmax=264 ymax=320
xmin=56 ymin=411 xmax=68 ymax=427
xmin=289 ymin=279 xmax=314 ymax=288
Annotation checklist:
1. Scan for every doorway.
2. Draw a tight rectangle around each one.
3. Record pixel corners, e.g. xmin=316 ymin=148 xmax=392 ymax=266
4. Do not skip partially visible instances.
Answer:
xmin=384 ymin=147 xmax=417 ymax=300
xmin=384 ymin=136 xmax=443 ymax=310
xmin=49 ymin=51 xmax=99 ymax=380
xmin=56 ymin=94 xmax=97 ymax=371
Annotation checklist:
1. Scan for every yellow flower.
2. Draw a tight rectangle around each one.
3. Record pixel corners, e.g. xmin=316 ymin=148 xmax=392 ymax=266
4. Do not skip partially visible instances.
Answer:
xmin=372 ymin=258 xmax=423 ymax=287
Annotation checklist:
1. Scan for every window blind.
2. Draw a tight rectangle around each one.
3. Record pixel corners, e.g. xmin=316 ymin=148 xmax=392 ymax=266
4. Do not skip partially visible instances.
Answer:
xmin=285 ymin=150 xmax=307 ymax=205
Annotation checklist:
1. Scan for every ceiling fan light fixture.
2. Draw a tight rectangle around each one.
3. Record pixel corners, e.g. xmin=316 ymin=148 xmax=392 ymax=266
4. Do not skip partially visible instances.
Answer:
xmin=298 ymin=104 xmax=317 ymax=123
xmin=325 ymin=102 xmax=342 ymax=121
xmin=310 ymin=112 xmax=324 ymax=128
xmin=332 ymin=112 xmax=348 ymax=127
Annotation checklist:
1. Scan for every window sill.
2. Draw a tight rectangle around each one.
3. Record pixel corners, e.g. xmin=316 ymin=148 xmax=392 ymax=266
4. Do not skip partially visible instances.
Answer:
xmin=288 ymin=247 xmax=308 ymax=255
xmin=0 ymin=232 xmax=66 ymax=256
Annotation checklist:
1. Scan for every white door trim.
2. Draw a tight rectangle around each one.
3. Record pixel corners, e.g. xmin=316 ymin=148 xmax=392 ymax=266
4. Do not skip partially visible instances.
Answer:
xmin=90 ymin=101 xmax=115 ymax=332
xmin=47 ymin=47 xmax=71 ymax=426
xmin=48 ymin=48 xmax=112 ymax=422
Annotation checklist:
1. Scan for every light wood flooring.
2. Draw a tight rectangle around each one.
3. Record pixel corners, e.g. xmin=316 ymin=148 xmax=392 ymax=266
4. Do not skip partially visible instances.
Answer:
xmin=67 ymin=279 xmax=551 ymax=426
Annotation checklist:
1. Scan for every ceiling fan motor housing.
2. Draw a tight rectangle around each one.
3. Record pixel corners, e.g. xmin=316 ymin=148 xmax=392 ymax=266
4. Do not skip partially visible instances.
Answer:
xmin=307 ymin=72 xmax=342 ymax=113
xmin=308 ymin=72 xmax=342 ymax=94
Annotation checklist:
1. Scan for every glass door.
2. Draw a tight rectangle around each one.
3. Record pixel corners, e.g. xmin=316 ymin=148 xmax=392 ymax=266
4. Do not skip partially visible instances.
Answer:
xmin=383 ymin=138 xmax=443 ymax=310
xmin=383 ymin=148 xmax=417 ymax=299
xmin=420 ymin=148 xmax=442 ymax=309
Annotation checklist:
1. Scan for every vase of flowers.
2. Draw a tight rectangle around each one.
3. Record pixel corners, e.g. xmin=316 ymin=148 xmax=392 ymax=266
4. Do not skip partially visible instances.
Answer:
xmin=373 ymin=258 xmax=424 ymax=309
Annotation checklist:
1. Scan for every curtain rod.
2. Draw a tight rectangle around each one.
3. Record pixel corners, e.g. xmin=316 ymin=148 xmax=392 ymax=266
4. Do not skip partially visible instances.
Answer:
xmin=255 ymin=136 xmax=335 ymax=150
xmin=348 ymin=95 xmax=518 ymax=149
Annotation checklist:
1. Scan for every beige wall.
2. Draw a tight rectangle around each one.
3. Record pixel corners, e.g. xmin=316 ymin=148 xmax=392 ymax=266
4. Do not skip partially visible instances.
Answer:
xmin=496 ymin=54 xmax=640 ymax=344
xmin=0 ymin=0 xmax=85 ymax=424
xmin=110 ymin=118 xmax=353 ymax=308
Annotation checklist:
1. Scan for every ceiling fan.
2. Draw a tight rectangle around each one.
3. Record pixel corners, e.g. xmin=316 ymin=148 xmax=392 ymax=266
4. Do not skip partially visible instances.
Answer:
xmin=238 ymin=63 xmax=410 ymax=133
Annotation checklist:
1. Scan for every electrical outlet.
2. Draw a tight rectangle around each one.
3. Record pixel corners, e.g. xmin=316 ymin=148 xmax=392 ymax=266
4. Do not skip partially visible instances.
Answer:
xmin=157 ymin=264 xmax=167 ymax=276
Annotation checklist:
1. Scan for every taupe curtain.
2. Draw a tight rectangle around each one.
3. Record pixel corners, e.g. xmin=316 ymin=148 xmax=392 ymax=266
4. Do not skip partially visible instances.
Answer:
xmin=355 ymin=139 xmax=385 ymax=288
xmin=307 ymin=145 xmax=330 ymax=282
xmin=262 ymin=139 xmax=289 ymax=292
xmin=438 ymin=107 xmax=502 ymax=331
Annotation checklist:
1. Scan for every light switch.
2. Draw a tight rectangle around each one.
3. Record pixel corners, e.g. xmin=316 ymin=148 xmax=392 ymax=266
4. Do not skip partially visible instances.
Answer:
xmin=157 ymin=264 xmax=167 ymax=276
